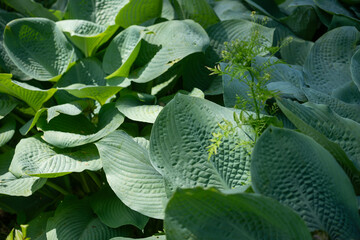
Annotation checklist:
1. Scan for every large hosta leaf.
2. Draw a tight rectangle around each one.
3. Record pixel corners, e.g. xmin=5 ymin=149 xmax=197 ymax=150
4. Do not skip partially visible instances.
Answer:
xmin=314 ymin=0 xmax=357 ymax=19
xmin=56 ymin=20 xmax=119 ymax=57
xmin=9 ymin=135 xmax=101 ymax=178
xmin=350 ymin=47 xmax=360 ymax=91
xmin=103 ymin=26 xmax=144 ymax=78
xmin=27 ymin=212 xmax=53 ymax=240
xmin=95 ymin=131 xmax=167 ymax=219
xmin=90 ymin=186 xmax=149 ymax=229
xmin=38 ymin=103 xmax=124 ymax=148
xmin=280 ymin=37 xmax=313 ymax=65
xmin=3 ymin=18 xmax=74 ymax=81
xmin=150 ymin=94 xmax=254 ymax=194
xmin=65 ymin=0 xmax=162 ymax=27
xmin=0 ymin=151 xmax=46 ymax=196
xmin=171 ymin=0 xmax=220 ymax=28
xmin=46 ymin=197 xmax=133 ymax=240
xmin=165 ymin=188 xmax=311 ymax=240
xmin=251 ymin=127 xmax=360 ymax=239
xmin=126 ymin=20 xmax=209 ymax=84
xmin=0 ymin=74 xmax=57 ymax=111
xmin=303 ymin=26 xmax=360 ymax=94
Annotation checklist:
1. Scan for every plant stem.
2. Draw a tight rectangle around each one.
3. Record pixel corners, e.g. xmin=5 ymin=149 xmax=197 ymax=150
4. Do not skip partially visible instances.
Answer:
xmin=9 ymin=113 xmax=26 ymax=125
xmin=87 ymin=171 xmax=102 ymax=189
xmin=80 ymin=173 xmax=91 ymax=193
xmin=45 ymin=181 xmax=70 ymax=195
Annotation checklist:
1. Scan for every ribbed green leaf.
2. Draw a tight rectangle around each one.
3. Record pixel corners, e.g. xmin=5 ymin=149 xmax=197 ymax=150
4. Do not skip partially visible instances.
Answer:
xmin=244 ymin=0 xmax=286 ymax=19
xmin=2 ymin=0 xmax=60 ymax=21
xmin=65 ymin=0 xmax=162 ymax=27
xmin=165 ymin=188 xmax=311 ymax=240
xmin=161 ymin=0 xmax=175 ymax=20
xmin=280 ymin=37 xmax=313 ymax=65
xmin=314 ymin=0 xmax=357 ymax=19
xmin=116 ymin=95 xmax=163 ymax=123
xmin=332 ymin=81 xmax=360 ymax=104
xmin=9 ymin=135 xmax=101 ymax=178
xmin=0 ymin=117 xmax=16 ymax=147
xmin=20 ymin=108 xmax=47 ymax=135
xmin=304 ymin=26 xmax=360 ymax=94
xmin=304 ymin=88 xmax=360 ymax=123
xmin=27 ymin=212 xmax=53 ymax=240
xmin=0 ymin=74 xmax=57 ymax=111
xmin=46 ymin=197 xmax=132 ymax=240
xmin=3 ymin=18 xmax=74 ymax=81
xmin=0 ymin=9 xmax=30 ymax=80
xmin=103 ymin=26 xmax=144 ymax=78
xmin=95 ymin=131 xmax=167 ymax=219
xmin=90 ymin=186 xmax=149 ymax=229
xmin=47 ymin=100 xmax=93 ymax=122
xmin=171 ymin=0 xmax=220 ymax=28
xmin=127 ymin=20 xmax=209 ymax=84
xmin=0 ymin=93 xmax=17 ymax=120
xmin=0 ymin=151 xmax=46 ymax=196
xmin=56 ymin=20 xmax=119 ymax=57
xmin=38 ymin=103 xmax=124 ymax=148
xmin=251 ymin=127 xmax=360 ymax=239
xmin=213 ymin=0 xmax=251 ymax=21
xmin=150 ymin=94 xmax=254 ymax=194
xmin=351 ymin=47 xmax=360 ymax=91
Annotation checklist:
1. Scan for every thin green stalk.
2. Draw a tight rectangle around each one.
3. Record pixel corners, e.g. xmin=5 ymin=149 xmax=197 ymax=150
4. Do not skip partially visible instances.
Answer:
xmin=80 ymin=173 xmax=91 ymax=193
xmin=45 ymin=181 xmax=70 ymax=195
xmin=87 ymin=171 xmax=102 ymax=189
xmin=248 ymin=71 xmax=261 ymax=121
xmin=38 ymin=188 xmax=57 ymax=199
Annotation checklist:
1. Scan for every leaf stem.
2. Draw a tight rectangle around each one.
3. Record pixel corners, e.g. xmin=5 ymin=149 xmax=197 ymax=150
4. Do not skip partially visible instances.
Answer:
xmin=80 ymin=173 xmax=91 ymax=193
xmin=87 ymin=171 xmax=102 ymax=189
xmin=45 ymin=181 xmax=70 ymax=195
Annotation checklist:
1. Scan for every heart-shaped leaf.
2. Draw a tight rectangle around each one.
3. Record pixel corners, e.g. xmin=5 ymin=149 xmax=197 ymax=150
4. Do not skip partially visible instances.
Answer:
xmin=56 ymin=20 xmax=119 ymax=57
xmin=95 ymin=131 xmax=167 ymax=219
xmin=150 ymin=94 xmax=254 ymax=194
xmin=304 ymin=26 xmax=360 ymax=94
xmin=3 ymin=18 xmax=75 ymax=81
xmin=165 ymin=188 xmax=311 ymax=240
xmin=9 ymin=135 xmax=101 ymax=178
xmin=251 ymin=127 xmax=360 ymax=239
xmin=38 ymin=103 xmax=124 ymax=148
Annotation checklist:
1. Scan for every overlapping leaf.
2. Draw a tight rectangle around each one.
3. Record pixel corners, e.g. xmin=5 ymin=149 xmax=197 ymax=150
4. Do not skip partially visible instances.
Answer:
xmin=0 ymin=93 xmax=17 ymax=120
xmin=251 ymin=127 xmax=360 ymax=239
xmin=95 ymin=131 xmax=167 ymax=219
xmin=150 ymin=94 xmax=254 ymax=194
xmin=0 ymin=117 xmax=16 ymax=147
xmin=165 ymin=188 xmax=311 ymax=240
xmin=3 ymin=18 xmax=75 ymax=81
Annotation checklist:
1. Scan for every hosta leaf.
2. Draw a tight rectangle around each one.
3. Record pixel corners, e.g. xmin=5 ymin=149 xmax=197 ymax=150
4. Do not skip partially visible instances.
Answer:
xmin=351 ymin=47 xmax=360 ymax=91
xmin=95 ymin=131 xmax=167 ymax=219
xmin=0 ymin=93 xmax=17 ymax=120
xmin=116 ymin=95 xmax=163 ymax=123
xmin=0 ymin=74 xmax=57 ymax=111
xmin=47 ymin=100 xmax=94 ymax=122
xmin=38 ymin=103 xmax=124 ymax=148
xmin=213 ymin=0 xmax=251 ymax=21
xmin=103 ymin=26 xmax=144 ymax=78
xmin=243 ymin=0 xmax=286 ymax=19
xmin=171 ymin=0 xmax=220 ymax=28
xmin=304 ymin=88 xmax=360 ymax=123
xmin=0 ymin=117 xmax=16 ymax=147
xmin=0 ymin=9 xmax=30 ymax=80
xmin=56 ymin=20 xmax=119 ymax=57
xmin=46 ymin=197 xmax=133 ymax=240
xmin=27 ymin=212 xmax=53 ymax=240
xmin=9 ymin=135 xmax=101 ymax=178
xmin=280 ymin=37 xmax=314 ymax=65
xmin=65 ymin=0 xmax=162 ymax=27
xmin=161 ymin=0 xmax=175 ymax=20
xmin=277 ymin=99 xmax=360 ymax=195
xmin=314 ymin=0 xmax=357 ymax=19
xmin=304 ymin=26 xmax=360 ymax=94
xmin=0 ymin=151 xmax=46 ymax=196
xmin=165 ymin=188 xmax=311 ymax=240
xmin=150 ymin=94 xmax=254 ymax=194
xmin=2 ymin=0 xmax=59 ymax=21
xmin=20 ymin=108 xmax=47 ymax=135
xmin=332 ymin=81 xmax=360 ymax=104
xmin=3 ymin=18 xmax=75 ymax=81
xmin=127 ymin=20 xmax=209 ymax=84
xmin=60 ymin=85 xmax=122 ymax=105
xmin=90 ymin=186 xmax=149 ymax=229
xmin=111 ymin=236 xmax=166 ymax=240
xmin=251 ymin=127 xmax=360 ymax=239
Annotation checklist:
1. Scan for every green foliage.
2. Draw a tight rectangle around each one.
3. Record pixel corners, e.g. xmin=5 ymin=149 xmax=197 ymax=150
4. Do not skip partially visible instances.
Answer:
xmin=0 ymin=0 xmax=360 ymax=239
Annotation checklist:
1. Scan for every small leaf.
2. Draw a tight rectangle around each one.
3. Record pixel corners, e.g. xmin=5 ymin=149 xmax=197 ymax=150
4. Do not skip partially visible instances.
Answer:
xmin=0 ymin=117 xmax=16 ymax=147
xmin=0 ymin=93 xmax=17 ymax=120
xmin=3 ymin=18 xmax=75 ymax=81
xmin=38 ymin=103 xmax=124 ymax=148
